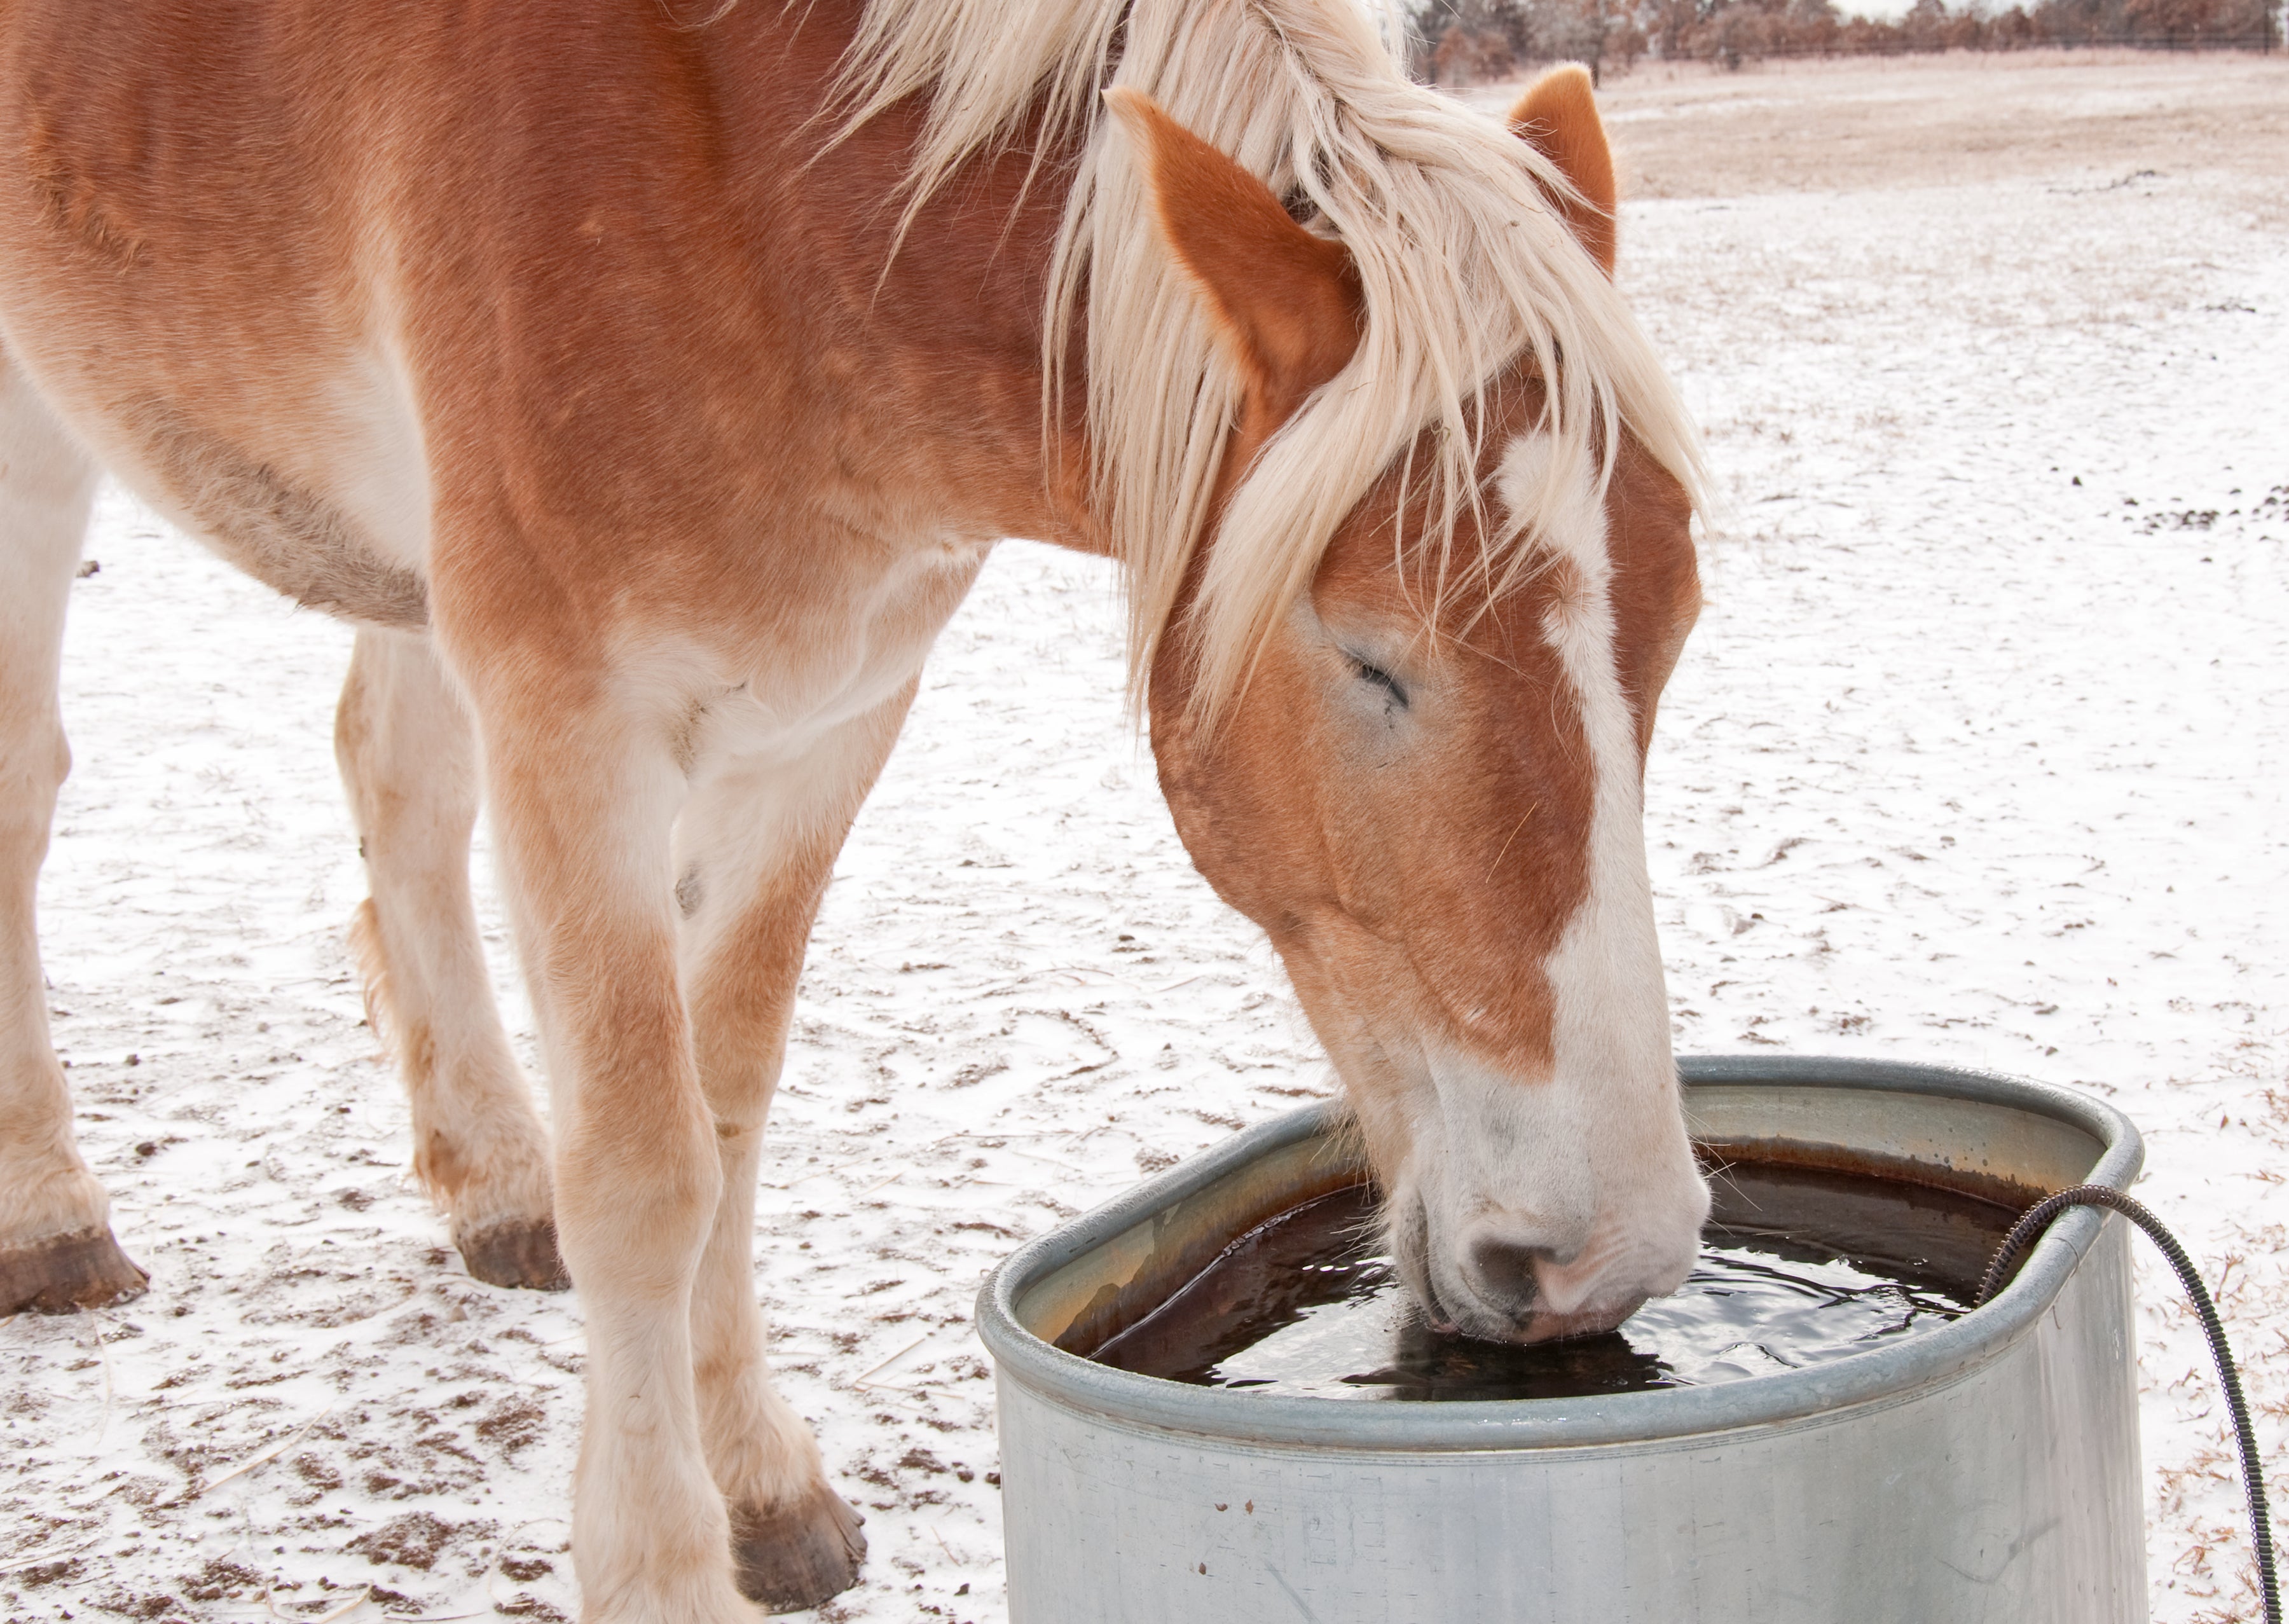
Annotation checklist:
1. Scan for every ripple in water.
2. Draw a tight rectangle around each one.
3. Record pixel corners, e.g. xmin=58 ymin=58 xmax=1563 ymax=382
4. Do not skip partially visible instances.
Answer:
xmin=1087 ymin=1162 xmax=2023 ymax=1401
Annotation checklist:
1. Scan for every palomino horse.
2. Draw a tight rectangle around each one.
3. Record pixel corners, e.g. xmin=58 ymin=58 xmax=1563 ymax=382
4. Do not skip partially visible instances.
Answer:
xmin=0 ymin=0 xmax=1710 ymax=1614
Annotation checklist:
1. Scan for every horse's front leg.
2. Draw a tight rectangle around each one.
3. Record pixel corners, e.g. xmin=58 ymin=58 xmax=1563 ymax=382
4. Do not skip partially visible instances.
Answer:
xmin=678 ymin=685 xmax=923 ymax=1612
xmin=333 ymin=626 xmax=563 ymax=1289
xmin=458 ymin=656 xmax=747 ymax=1623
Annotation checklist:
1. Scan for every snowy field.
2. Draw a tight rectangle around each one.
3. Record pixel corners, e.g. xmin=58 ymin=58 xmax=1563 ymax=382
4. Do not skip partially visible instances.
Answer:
xmin=6 ymin=52 xmax=2287 ymax=1624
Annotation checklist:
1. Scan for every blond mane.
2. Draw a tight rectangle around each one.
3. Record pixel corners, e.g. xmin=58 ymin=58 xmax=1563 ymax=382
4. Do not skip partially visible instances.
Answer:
xmin=834 ymin=0 xmax=1706 ymax=720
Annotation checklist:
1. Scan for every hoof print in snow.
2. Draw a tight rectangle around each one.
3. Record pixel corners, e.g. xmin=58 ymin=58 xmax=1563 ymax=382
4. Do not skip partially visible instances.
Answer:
xmin=731 ymin=1485 xmax=868 ymax=1613
xmin=457 ymin=1218 xmax=572 ymax=1291
xmin=0 ymin=1225 xmax=150 ymax=1314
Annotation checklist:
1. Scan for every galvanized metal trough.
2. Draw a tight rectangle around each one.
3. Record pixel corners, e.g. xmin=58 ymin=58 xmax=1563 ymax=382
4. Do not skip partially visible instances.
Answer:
xmin=977 ymin=1055 xmax=2148 ymax=1623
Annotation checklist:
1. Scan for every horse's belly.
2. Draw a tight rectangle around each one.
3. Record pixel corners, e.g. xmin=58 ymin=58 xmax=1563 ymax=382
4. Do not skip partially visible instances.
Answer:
xmin=103 ymin=388 xmax=433 ymax=630
xmin=9 ymin=330 xmax=435 ymax=630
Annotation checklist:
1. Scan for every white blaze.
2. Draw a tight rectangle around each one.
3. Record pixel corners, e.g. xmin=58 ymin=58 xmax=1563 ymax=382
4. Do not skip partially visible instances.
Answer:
xmin=1479 ymin=431 xmax=1705 ymax=1322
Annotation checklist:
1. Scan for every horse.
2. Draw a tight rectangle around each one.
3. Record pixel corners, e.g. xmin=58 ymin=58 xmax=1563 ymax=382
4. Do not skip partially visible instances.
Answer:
xmin=0 ymin=0 xmax=1711 ymax=1615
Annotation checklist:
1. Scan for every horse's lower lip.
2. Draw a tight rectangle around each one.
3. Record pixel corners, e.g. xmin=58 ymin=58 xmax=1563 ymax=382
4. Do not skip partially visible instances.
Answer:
xmin=1411 ymin=1239 xmax=1462 ymax=1335
xmin=1521 ymin=1302 xmax=1643 ymax=1343
xmin=1419 ymin=1286 xmax=1459 ymax=1335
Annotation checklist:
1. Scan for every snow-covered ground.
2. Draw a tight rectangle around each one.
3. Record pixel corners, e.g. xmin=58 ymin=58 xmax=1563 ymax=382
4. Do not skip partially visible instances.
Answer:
xmin=5 ymin=60 xmax=2286 ymax=1624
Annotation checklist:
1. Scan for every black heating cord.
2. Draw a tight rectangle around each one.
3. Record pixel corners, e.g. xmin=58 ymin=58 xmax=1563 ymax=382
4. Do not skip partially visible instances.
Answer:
xmin=1976 ymin=1183 xmax=2279 ymax=1624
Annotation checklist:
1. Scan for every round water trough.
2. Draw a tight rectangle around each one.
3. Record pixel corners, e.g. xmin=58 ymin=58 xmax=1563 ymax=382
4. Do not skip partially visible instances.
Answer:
xmin=977 ymin=1056 xmax=2148 ymax=1623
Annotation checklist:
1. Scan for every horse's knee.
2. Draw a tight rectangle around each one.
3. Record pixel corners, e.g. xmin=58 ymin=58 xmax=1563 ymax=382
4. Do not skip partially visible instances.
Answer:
xmin=0 ymin=713 xmax=67 ymax=822
xmin=554 ymin=1100 xmax=723 ymax=1287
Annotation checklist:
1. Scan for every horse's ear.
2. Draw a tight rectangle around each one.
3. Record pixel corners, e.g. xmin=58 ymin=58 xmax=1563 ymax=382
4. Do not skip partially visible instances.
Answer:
xmin=1104 ymin=86 xmax=1362 ymax=418
xmin=1508 ymin=64 xmax=1618 ymax=278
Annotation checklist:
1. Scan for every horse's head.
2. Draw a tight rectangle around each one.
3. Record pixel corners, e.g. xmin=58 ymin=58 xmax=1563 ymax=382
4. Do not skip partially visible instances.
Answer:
xmin=1109 ymin=70 xmax=1707 ymax=1344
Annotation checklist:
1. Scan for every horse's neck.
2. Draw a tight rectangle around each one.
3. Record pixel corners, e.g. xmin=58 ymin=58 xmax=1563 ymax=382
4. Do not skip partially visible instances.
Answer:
xmin=706 ymin=6 xmax=1099 ymax=556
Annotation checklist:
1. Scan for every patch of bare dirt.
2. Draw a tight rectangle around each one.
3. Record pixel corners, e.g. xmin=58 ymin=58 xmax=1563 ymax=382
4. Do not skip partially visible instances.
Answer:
xmin=346 ymin=1511 xmax=491 ymax=1573
xmin=177 ymin=1557 xmax=268 ymax=1603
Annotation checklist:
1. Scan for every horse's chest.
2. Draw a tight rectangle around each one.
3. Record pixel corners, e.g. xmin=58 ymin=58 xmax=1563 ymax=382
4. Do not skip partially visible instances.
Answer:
xmin=684 ymin=537 xmax=991 ymax=765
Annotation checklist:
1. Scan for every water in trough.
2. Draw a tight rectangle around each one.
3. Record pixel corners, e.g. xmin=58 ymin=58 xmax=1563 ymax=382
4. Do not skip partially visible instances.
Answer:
xmin=1087 ymin=1161 xmax=2022 ymax=1401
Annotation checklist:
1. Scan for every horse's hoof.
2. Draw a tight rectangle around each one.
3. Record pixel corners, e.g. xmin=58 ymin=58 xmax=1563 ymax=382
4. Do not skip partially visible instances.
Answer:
xmin=457 ymin=1218 xmax=570 ymax=1291
xmin=0 ymin=1226 xmax=150 ymax=1314
xmin=731 ymin=1484 xmax=867 ymax=1613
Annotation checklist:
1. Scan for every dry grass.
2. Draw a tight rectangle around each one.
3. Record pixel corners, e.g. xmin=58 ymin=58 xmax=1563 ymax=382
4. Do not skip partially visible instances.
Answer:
xmin=1466 ymin=51 xmax=2289 ymax=221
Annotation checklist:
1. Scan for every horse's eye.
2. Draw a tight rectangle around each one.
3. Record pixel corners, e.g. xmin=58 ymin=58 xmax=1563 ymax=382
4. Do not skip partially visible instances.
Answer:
xmin=1350 ymin=656 xmax=1408 ymax=710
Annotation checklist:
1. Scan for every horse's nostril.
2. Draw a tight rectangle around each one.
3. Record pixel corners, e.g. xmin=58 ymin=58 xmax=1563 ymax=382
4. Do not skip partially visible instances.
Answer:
xmin=1466 ymin=1235 xmax=1550 ymax=1312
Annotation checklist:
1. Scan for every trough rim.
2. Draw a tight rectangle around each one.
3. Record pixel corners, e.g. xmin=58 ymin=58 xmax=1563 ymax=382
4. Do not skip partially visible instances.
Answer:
xmin=974 ymin=1054 xmax=2143 ymax=1454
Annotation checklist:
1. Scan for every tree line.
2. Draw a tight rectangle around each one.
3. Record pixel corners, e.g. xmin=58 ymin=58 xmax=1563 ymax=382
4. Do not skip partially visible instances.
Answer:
xmin=1412 ymin=0 xmax=2284 ymax=80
